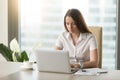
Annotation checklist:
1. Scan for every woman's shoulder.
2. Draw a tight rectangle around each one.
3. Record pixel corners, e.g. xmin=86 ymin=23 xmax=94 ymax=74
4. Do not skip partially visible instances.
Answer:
xmin=87 ymin=33 xmax=97 ymax=40
xmin=83 ymin=32 xmax=94 ymax=36
xmin=82 ymin=33 xmax=95 ymax=39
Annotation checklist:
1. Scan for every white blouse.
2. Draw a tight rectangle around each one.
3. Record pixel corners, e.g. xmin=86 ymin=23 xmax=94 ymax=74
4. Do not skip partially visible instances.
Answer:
xmin=55 ymin=32 xmax=98 ymax=62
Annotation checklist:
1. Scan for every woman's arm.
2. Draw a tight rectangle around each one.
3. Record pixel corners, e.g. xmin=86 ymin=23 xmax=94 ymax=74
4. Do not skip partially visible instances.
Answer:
xmin=83 ymin=49 xmax=98 ymax=68
xmin=71 ymin=49 xmax=98 ymax=68
xmin=55 ymin=46 xmax=62 ymax=50
xmin=82 ymin=34 xmax=99 ymax=68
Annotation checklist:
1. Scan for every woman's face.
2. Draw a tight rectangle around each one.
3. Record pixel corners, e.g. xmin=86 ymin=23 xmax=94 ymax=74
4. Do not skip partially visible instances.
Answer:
xmin=65 ymin=16 xmax=79 ymax=34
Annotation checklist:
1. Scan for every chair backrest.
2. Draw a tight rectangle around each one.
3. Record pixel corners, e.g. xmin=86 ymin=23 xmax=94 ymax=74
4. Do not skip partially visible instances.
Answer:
xmin=88 ymin=26 xmax=102 ymax=68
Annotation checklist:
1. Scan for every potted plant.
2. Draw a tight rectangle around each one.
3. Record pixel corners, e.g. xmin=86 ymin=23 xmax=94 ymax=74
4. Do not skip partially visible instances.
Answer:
xmin=0 ymin=38 xmax=29 ymax=62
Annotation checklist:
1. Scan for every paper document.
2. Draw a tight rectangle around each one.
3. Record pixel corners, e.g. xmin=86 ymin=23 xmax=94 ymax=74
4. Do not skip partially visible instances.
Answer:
xmin=75 ymin=68 xmax=108 ymax=75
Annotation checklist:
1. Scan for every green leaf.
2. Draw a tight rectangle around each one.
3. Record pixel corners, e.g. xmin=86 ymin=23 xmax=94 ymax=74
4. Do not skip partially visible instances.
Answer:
xmin=0 ymin=43 xmax=29 ymax=62
xmin=13 ymin=52 xmax=21 ymax=62
xmin=19 ymin=51 xmax=29 ymax=62
xmin=0 ymin=43 xmax=13 ymax=61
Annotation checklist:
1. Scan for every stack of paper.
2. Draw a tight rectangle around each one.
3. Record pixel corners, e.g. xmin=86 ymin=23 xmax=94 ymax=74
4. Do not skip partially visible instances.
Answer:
xmin=75 ymin=68 xmax=108 ymax=75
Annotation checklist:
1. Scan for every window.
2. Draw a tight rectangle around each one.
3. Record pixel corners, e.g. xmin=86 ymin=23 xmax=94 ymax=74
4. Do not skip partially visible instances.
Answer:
xmin=19 ymin=0 xmax=117 ymax=69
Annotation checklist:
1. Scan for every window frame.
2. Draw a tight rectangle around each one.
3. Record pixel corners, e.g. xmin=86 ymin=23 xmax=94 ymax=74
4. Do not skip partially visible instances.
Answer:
xmin=8 ymin=0 xmax=19 ymax=45
xmin=116 ymin=0 xmax=120 ymax=70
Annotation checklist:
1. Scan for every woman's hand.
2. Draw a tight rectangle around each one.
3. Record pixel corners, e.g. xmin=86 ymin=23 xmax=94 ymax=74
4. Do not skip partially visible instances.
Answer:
xmin=71 ymin=63 xmax=80 ymax=68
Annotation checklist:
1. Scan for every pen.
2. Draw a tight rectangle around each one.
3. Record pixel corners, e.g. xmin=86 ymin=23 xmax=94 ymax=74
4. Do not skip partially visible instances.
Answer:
xmin=97 ymin=71 xmax=108 ymax=74
xmin=81 ymin=69 xmax=86 ymax=72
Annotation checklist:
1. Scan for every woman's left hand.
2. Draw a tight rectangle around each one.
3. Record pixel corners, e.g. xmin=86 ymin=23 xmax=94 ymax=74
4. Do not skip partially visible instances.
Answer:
xmin=71 ymin=63 xmax=80 ymax=68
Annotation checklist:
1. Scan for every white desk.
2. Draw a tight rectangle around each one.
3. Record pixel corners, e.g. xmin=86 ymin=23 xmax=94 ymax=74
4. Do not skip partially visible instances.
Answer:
xmin=0 ymin=62 xmax=120 ymax=80
xmin=0 ymin=62 xmax=22 ymax=78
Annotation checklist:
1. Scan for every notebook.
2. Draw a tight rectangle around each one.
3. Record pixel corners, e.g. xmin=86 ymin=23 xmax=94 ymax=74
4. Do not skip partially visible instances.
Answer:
xmin=35 ymin=49 xmax=79 ymax=73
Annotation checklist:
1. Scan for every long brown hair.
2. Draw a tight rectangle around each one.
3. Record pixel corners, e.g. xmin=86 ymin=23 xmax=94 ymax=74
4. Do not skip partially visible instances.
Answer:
xmin=64 ymin=8 xmax=91 ymax=33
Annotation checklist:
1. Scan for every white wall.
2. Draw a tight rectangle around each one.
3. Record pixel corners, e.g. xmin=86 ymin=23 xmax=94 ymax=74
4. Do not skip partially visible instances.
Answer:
xmin=0 ymin=0 xmax=8 ymax=45
xmin=0 ymin=0 xmax=8 ymax=61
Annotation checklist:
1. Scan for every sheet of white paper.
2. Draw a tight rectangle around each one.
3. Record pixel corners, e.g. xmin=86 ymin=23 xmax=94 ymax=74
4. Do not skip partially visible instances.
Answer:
xmin=84 ymin=68 xmax=108 ymax=73
xmin=75 ymin=68 xmax=107 ymax=76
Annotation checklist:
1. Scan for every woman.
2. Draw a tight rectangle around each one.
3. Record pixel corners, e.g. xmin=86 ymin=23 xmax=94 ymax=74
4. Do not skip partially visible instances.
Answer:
xmin=55 ymin=8 xmax=98 ymax=68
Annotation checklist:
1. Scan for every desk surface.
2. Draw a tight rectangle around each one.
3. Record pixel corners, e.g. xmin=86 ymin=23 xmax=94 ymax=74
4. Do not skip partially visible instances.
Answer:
xmin=0 ymin=62 xmax=120 ymax=80
xmin=0 ymin=62 xmax=22 ymax=78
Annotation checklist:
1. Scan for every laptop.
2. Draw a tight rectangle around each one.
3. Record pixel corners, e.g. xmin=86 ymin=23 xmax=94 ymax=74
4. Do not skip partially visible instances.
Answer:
xmin=35 ymin=49 xmax=79 ymax=73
